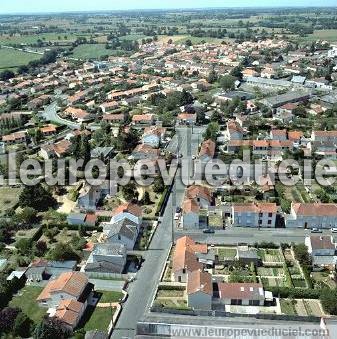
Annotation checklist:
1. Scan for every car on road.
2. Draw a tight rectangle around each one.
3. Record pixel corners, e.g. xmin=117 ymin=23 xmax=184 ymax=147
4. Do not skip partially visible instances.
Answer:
xmin=175 ymin=207 xmax=182 ymax=213
xmin=331 ymin=228 xmax=337 ymax=233
xmin=203 ymin=228 xmax=215 ymax=234
xmin=311 ymin=228 xmax=322 ymax=233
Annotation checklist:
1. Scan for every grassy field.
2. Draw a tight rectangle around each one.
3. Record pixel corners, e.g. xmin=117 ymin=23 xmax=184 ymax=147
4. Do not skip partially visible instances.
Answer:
xmin=0 ymin=33 xmax=82 ymax=45
xmin=300 ymin=29 xmax=337 ymax=42
xmin=82 ymin=306 xmax=115 ymax=331
xmin=0 ymin=48 xmax=41 ymax=70
xmin=9 ymin=286 xmax=46 ymax=323
xmin=71 ymin=43 xmax=117 ymax=60
xmin=97 ymin=290 xmax=123 ymax=303
xmin=0 ymin=186 xmax=22 ymax=215
xmin=280 ymin=299 xmax=297 ymax=315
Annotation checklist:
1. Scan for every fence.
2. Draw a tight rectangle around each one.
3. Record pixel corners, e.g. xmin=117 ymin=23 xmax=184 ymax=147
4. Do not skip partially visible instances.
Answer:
xmin=150 ymin=305 xmax=321 ymax=323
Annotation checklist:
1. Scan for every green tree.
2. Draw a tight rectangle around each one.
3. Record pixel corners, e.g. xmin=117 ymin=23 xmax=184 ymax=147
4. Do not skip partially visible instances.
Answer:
xmin=19 ymin=184 xmax=57 ymax=211
xmin=320 ymin=288 xmax=337 ymax=315
xmin=219 ymin=75 xmax=236 ymax=90
xmin=49 ymin=243 xmax=79 ymax=262
xmin=121 ymin=182 xmax=139 ymax=201
xmin=15 ymin=238 xmax=32 ymax=255
xmin=34 ymin=317 xmax=71 ymax=339
xmin=203 ymin=122 xmax=219 ymax=141
xmin=13 ymin=311 xmax=32 ymax=338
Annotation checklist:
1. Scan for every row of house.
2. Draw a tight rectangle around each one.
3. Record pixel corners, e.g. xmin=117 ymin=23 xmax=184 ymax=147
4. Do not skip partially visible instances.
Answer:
xmin=171 ymin=237 xmax=269 ymax=310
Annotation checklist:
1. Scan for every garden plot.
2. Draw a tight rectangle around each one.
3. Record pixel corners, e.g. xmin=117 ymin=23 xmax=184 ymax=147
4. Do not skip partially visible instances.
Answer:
xmin=257 ymin=249 xmax=284 ymax=263
xmin=257 ymin=266 xmax=285 ymax=277
xmin=303 ymin=299 xmax=325 ymax=317
xmin=261 ymin=277 xmax=288 ymax=288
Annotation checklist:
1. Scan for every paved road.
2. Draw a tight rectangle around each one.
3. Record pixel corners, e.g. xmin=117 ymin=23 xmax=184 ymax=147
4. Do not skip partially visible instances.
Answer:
xmin=111 ymin=127 xmax=203 ymax=339
xmin=175 ymin=227 xmax=334 ymax=245
xmin=40 ymin=102 xmax=80 ymax=129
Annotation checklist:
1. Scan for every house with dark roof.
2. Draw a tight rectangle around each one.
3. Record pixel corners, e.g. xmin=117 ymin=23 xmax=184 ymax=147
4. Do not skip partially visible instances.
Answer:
xmin=305 ymin=235 xmax=337 ymax=270
xmin=84 ymin=243 xmax=127 ymax=274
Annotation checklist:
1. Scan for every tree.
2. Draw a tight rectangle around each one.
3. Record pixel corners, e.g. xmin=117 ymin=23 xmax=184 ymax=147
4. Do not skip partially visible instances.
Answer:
xmin=141 ymin=191 xmax=151 ymax=205
xmin=207 ymin=69 xmax=217 ymax=84
xmin=19 ymin=184 xmax=57 ymax=211
xmin=35 ymin=240 xmax=48 ymax=256
xmin=0 ymin=70 xmax=15 ymax=81
xmin=203 ymin=122 xmax=220 ymax=141
xmin=121 ymin=182 xmax=139 ymax=201
xmin=293 ymin=243 xmax=311 ymax=266
xmin=13 ymin=311 xmax=32 ymax=338
xmin=0 ymin=307 xmax=20 ymax=333
xmin=16 ymin=207 xmax=37 ymax=225
xmin=34 ymin=317 xmax=71 ymax=339
xmin=16 ymin=238 xmax=32 ymax=255
xmin=153 ymin=177 xmax=165 ymax=194
xmin=49 ymin=243 xmax=79 ymax=262
xmin=320 ymin=288 xmax=337 ymax=315
xmin=219 ymin=75 xmax=236 ymax=90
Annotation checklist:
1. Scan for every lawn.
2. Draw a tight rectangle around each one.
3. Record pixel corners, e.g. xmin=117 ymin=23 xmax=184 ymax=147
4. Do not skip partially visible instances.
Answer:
xmin=217 ymin=247 xmax=237 ymax=258
xmin=9 ymin=286 xmax=46 ymax=323
xmin=157 ymin=288 xmax=185 ymax=298
xmin=71 ymin=44 xmax=118 ymax=60
xmin=280 ymin=299 xmax=297 ymax=315
xmin=0 ymin=186 xmax=22 ymax=215
xmin=97 ymin=290 xmax=123 ymax=303
xmin=0 ymin=48 xmax=41 ymax=70
xmin=82 ymin=306 xmax=115 ymax=332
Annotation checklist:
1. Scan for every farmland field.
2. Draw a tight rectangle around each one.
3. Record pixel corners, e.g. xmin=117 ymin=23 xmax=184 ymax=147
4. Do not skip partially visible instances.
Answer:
xmin=0 ymin=48 xmax=41 ymax=70
xmin=301 ymin=29 xmax=337 ymax=42
xmin=71 ymin=43 xmax=119 ymax=60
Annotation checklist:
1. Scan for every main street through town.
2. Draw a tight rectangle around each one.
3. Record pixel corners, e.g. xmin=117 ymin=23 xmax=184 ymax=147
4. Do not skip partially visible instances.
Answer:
xmin=111 ymin=127 xmax=202 ymax=338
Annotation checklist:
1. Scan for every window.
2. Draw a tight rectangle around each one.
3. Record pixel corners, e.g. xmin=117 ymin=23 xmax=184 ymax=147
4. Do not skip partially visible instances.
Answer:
xmin=268 ymin=220 xmax=272 ymax=225
xmin=268 ymin=213 xmax=273 ymax=217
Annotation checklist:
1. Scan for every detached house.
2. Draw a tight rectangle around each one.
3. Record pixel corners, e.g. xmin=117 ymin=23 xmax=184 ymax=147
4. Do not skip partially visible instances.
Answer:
xmin=37 ymin=272 xmax=93 ymax=330
xmin=100 ymin=203 xmax=142 ymax=250
xmin=132 ymin=114 xmax=155 ymax=125
xmin=199 ymin=139 xmax=216 ymax=162
xmin=84 ymin=243 xmax=127 ymax=274
xmin=132 ymin=144 xmax=160 ymax=160
xmin=142 ymin=126 xmax=166 ymax=148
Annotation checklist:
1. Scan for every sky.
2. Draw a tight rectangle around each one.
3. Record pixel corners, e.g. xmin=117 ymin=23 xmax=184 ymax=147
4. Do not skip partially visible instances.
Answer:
xmin=0 ymin=0 xmax=335 ymax=14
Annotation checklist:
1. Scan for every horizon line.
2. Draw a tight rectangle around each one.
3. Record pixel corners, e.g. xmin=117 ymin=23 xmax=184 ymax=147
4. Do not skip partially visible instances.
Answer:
xmin=0 ymin=5 xmax=335 ymax=16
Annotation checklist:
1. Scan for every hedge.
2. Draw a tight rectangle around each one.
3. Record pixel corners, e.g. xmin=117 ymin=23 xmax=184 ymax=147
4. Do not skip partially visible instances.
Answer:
xmin=157 ymin=285 xmax=186 ymax=291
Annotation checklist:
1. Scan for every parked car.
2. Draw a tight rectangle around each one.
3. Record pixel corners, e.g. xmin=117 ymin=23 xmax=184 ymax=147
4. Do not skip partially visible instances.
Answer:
xmin=175 ymin=207 xmax=182 ymax=213
xmin=331 ymin=228 xmax=337 ymax=233
xmin=203 ymin=228 xmax=215 ymax=234
xmin=174 ymin=212 xmax=181 ymax=220
xmin=311 ymin=228 xmax=322 ymax=233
